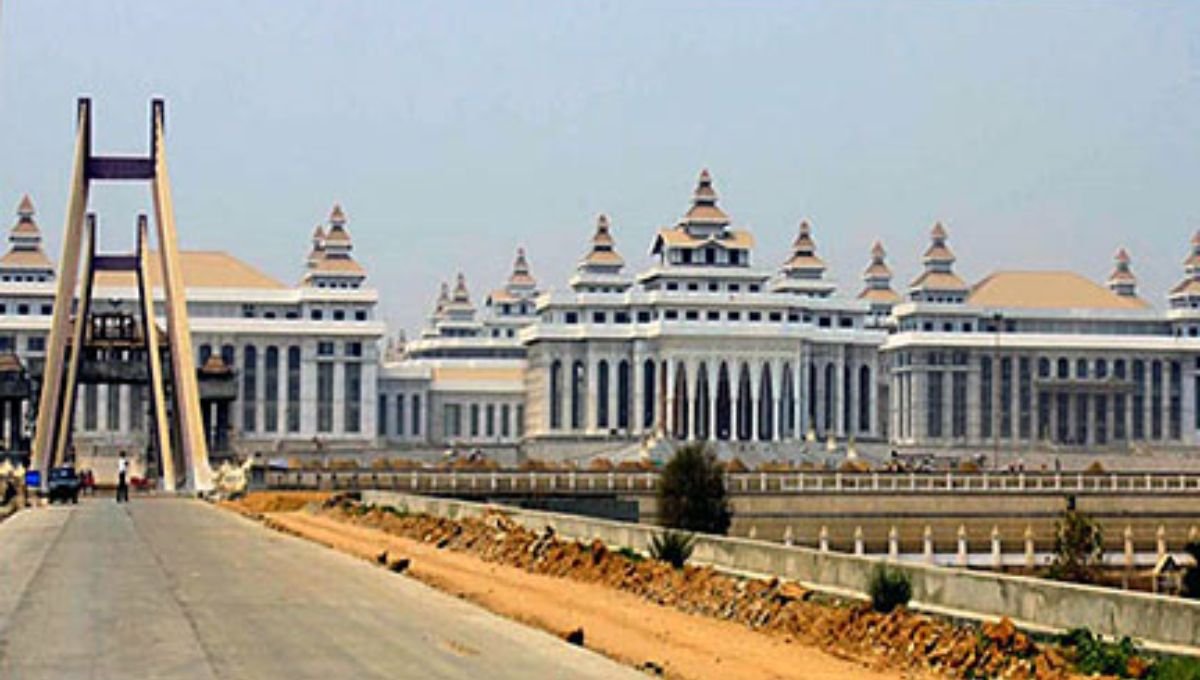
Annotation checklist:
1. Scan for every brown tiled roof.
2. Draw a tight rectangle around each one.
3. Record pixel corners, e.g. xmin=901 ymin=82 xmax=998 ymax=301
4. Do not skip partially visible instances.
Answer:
xmin=654 ymin=227 xmax=754 ymax=250
xmin=858 ymin=288 xmax=901 ymax=303
xmin=969 ymin=271 xmax=1147 ymax=310
xmin=312 ymin=256 xmax=364 ymax=275
xmin=324 ymin=225 xmax=351 ymax=244
xmin=94 ymin=251 xmax=287 ymax=289
xmin=783 ymin=253 xmax=825 ymax=270
xmin=909 ymin=270 xmax=969 ymax=292
xmin=584 ymin=250 xmax=625 ymax=266
xmin=683 ymin=203 xmax=730 ymax=224
xmin=0 ymin=249 xmax=52 ymax=269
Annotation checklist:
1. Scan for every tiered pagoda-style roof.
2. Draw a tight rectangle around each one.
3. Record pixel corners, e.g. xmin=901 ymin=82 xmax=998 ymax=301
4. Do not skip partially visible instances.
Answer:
xmin=772 ymin=220 xmax=835 ymax=297
xmin=303 ymin=203 xmax=366 ymax=288
xmin=487 ymin=248 xmax=539 ymax=308
xmin=0 ymin=195 xmax=54 ymax=282
xmin=908 ymin=222 xmax=969 ymax=303
xmin=571 ymin=214 xmax=632 ymax=292
xmin=649 ymin=169 xmax=754 ymax=266
xmin=1168 ymin=231 xmax=1200 ymax=308
xmin=1107 ymin=248 xmax=1138 ymax=298
xmin=858 ymin=240 xmax=900 ymax=308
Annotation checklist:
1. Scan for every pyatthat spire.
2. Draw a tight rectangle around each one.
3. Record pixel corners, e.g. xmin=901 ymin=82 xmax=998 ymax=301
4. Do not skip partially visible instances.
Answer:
xmin=1107 ymin=247 xmax=1137 ymax=298
xmin=0 ymin=194 xmax=54 ymax=281
xmin=858 ymin=240 xmax=900 ymax=307
xmin=302 ymin=203 xmax=364 ymax=287
xmin=579 ymin=213 xmax=624 ymax=272
xmin=507 ymin=247 xmax=536 ymax=290
xmin=781 ymin=220 xmax=826 ymax=278
xmin=678 ymin=168 xmax=730 ymax=233
xmin=908 ymin=221 xmax=969 ymax=303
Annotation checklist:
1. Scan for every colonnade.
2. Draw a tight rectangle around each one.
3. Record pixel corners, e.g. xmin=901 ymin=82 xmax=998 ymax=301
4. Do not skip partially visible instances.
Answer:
xmin=544 ymin=344 xmax=880 ymax=442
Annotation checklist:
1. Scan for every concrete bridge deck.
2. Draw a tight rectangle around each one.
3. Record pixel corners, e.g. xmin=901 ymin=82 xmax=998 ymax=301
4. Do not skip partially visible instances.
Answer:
xmin=0 ymin=499 xmax=639 ymax=679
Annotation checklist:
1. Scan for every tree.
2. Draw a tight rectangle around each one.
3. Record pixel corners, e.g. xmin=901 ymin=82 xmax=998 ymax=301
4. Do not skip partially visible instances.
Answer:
xmin=1047 ymin=508 xmax=1104 ymax=584
xmin=658 ymin=444 xmax=731 ymax=535
xmin=1183 ymin=541 xmax=1200 ymax=599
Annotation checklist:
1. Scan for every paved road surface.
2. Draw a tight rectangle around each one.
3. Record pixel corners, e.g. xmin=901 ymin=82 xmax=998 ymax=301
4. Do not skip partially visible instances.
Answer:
xmin=0 ymin=499 xmax=641 ymax=679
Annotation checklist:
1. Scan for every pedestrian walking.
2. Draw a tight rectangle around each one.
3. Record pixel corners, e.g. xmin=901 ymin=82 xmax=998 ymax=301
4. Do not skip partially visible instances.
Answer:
xmin=116 ymin=451 xmax=129 ymax=503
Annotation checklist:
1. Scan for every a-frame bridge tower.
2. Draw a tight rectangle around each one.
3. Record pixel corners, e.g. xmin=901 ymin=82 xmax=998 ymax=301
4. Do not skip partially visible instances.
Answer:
xmin=31 ymin=99 xmax=213 ymax=492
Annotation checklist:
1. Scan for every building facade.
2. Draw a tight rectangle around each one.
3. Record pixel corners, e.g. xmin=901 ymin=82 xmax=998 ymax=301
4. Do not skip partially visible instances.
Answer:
xmin=3 ymin=170 xmax=1199 ymax=463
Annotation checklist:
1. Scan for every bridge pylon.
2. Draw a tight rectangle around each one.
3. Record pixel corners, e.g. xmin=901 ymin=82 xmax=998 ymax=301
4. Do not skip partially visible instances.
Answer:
xmin=30 ymin=98 xmax=213 ymax=492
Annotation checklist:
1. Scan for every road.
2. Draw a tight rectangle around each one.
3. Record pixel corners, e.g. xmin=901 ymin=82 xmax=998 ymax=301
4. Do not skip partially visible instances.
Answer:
xmin=0 ymin=498 xmax=642 ymax=679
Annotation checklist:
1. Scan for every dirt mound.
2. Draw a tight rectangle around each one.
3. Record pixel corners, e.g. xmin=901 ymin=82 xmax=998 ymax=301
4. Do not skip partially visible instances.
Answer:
xmin=308 ymin=501 xmax=1072 ymax=679
xmin=222 ymin=491 xmax=331 ymax=515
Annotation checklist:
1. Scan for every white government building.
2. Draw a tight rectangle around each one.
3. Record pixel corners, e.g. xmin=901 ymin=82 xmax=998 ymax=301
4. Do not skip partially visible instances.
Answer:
xmin=3 ymin=170 xmax=1200 ymax=464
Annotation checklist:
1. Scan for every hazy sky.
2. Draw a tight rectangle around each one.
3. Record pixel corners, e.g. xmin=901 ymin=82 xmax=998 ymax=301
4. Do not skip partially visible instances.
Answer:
xmin=1 ymin=1 xmax=1198 ymax=335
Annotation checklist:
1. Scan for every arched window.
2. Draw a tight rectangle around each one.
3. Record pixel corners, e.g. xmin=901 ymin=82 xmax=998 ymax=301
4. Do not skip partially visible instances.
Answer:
xmin=694 ymin=363 xmax=710 ymax=440
xmin=596 ymin=361 xmax=610 ymax=429
xmin=737 ymin=363 xmax=753 ymax=441
xmin=549 ymin=360 xmax=563 ymax=429
xmin=716 ymin=363 xmax=732 ymax=440
xmin=758 ymin=363 xmax=773 ymax=441
xmin=673 ymin=363 xmax=689 ymax=439
xmin=780 ymin=364 xmax=794 ymax=439
xmin=642 ymin=360 xmax=656 ymax=430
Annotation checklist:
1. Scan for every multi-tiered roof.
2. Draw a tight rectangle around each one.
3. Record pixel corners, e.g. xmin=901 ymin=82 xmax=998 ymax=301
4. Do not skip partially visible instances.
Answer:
xmin=649 ymin=169 xmax=754 ymax=267
xmin=858 ymin=240 xmax=900 ymax=310
xmin=570 ymin=214 xmax=631 ymax=292
xmin=0 ymin=195 xmax=54 ymax=282
xmin=908 ymin=222 xmax=969 ymax=303
xmin=1107 ymin=247 xmax=1138 ymax=298
xmin=772 ymin=220 xmax=835 ymax=297
xmin=303 ymin=204 xmax=366 ymax=288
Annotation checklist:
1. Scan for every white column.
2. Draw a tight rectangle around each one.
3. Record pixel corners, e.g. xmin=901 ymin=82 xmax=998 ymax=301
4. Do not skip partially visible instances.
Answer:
xmin=708 ymin=362 xmax=719 ymax=441
xmin=631 ymin=352 xmax=644 ymax=436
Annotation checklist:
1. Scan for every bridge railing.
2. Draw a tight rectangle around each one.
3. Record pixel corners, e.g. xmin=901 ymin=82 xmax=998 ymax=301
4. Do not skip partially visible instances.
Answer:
xmin=263 ymin=468 xmax=1200 ymax=495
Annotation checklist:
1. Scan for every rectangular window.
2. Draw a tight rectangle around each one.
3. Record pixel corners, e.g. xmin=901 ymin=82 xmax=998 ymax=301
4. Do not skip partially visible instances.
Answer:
xmin=84 ymin=383 xmax=98 ymax=431
xmin=927 ymin=371 xmax=943 ymax=438
xmin=26 ymin=336 xmax=45 ymax=352
xmin=130 ymin=385 xmax=145 ymax=432
xmin=317 ymin=341 xmax=334 ymax=356
xmin=444 ymin=404 xmax=461 ymax=438
xmin=317 ymin=362 xmax=334 ymax=433
xmin=264 ymin=347 xmax=279 ymax=433
xmin=516 ymin=404 xmax=524 ymax=437
xmin=501 ymin=404 xmax=511 ymax=437
xmin=345 ymin=342 xmax=362 ymax=357
xmin=412 ymin=395 xmax=422 ymax=435
xmin=952 ymin=372 xmax=967 ymax=438
xmin=470 ymin=404 xmax=480 ymax=436
xmin=377 ymin=394 xmax=388 ymax=436
xmin=344 ymin=363 xmax=362 ymax=433
xmin=287 ymin=347 xmax=302 ymax=433
xmin=980 ymin=358 xmax=993 ymax=439
xmin=1000 ymin=357 xmax=1012 ymax=438
xmin=107 ymin=384 xmax=121 ymax=431
xmin=242 ymin=346 xmax=258 ymax=433
xmin=1151 ymin=361 xmax=1163 ymax=439
xmin=396 ymin=395 xmax=406 ymax=436
xmin=1018 ymin=358 xmax=1032 ymax=439
xmin=486 ymin=404 xmax=495 ymax=437
xmin=1114 ymin=394 xmax=1126 ymax=441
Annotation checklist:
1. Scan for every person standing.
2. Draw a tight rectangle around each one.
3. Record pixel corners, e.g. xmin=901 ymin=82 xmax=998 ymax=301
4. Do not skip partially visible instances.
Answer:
xmin=116 ymin=451 xmax=129 ymax=503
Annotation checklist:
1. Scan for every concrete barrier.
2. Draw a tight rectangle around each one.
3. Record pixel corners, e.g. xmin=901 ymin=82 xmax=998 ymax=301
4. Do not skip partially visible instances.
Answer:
xmin=362 ymin=490 xmax=1200 ymax=652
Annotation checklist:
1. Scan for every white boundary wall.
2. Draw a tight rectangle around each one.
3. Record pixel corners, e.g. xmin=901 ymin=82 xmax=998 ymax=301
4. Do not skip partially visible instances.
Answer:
xmin=362 ymin=490 xmax=1200 ymax=652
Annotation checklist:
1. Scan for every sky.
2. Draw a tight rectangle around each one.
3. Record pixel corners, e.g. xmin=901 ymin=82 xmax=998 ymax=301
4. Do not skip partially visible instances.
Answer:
xmin=0 ymin=1 xmax=1198 ymax=335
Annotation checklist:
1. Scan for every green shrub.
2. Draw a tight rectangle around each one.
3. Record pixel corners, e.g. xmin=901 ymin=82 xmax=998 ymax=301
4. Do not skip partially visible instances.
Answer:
xmin=867 ymin=564 xmax=912 ymax=613
xmin=1149 ymin=655 xmax=1200 ymax=680
xmin=649 ymin=530 xmax=696 ymax=569
xmin=658 ymin=444 xmax=731 ymax=535
xmin=1059 ymin=627 xmax=1138 ymax=677
xmin=1047 ymin=509 xmax=1104 ymax=584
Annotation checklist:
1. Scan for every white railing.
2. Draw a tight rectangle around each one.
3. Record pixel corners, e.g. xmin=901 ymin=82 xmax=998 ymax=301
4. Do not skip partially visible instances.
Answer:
xmin=263 ymin=468 xmax=1200 ymax=495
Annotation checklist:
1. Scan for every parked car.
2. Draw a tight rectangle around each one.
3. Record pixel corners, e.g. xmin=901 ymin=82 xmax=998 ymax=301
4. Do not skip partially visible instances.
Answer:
xmin=47 ymin=467 xmax=81 ymax=504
